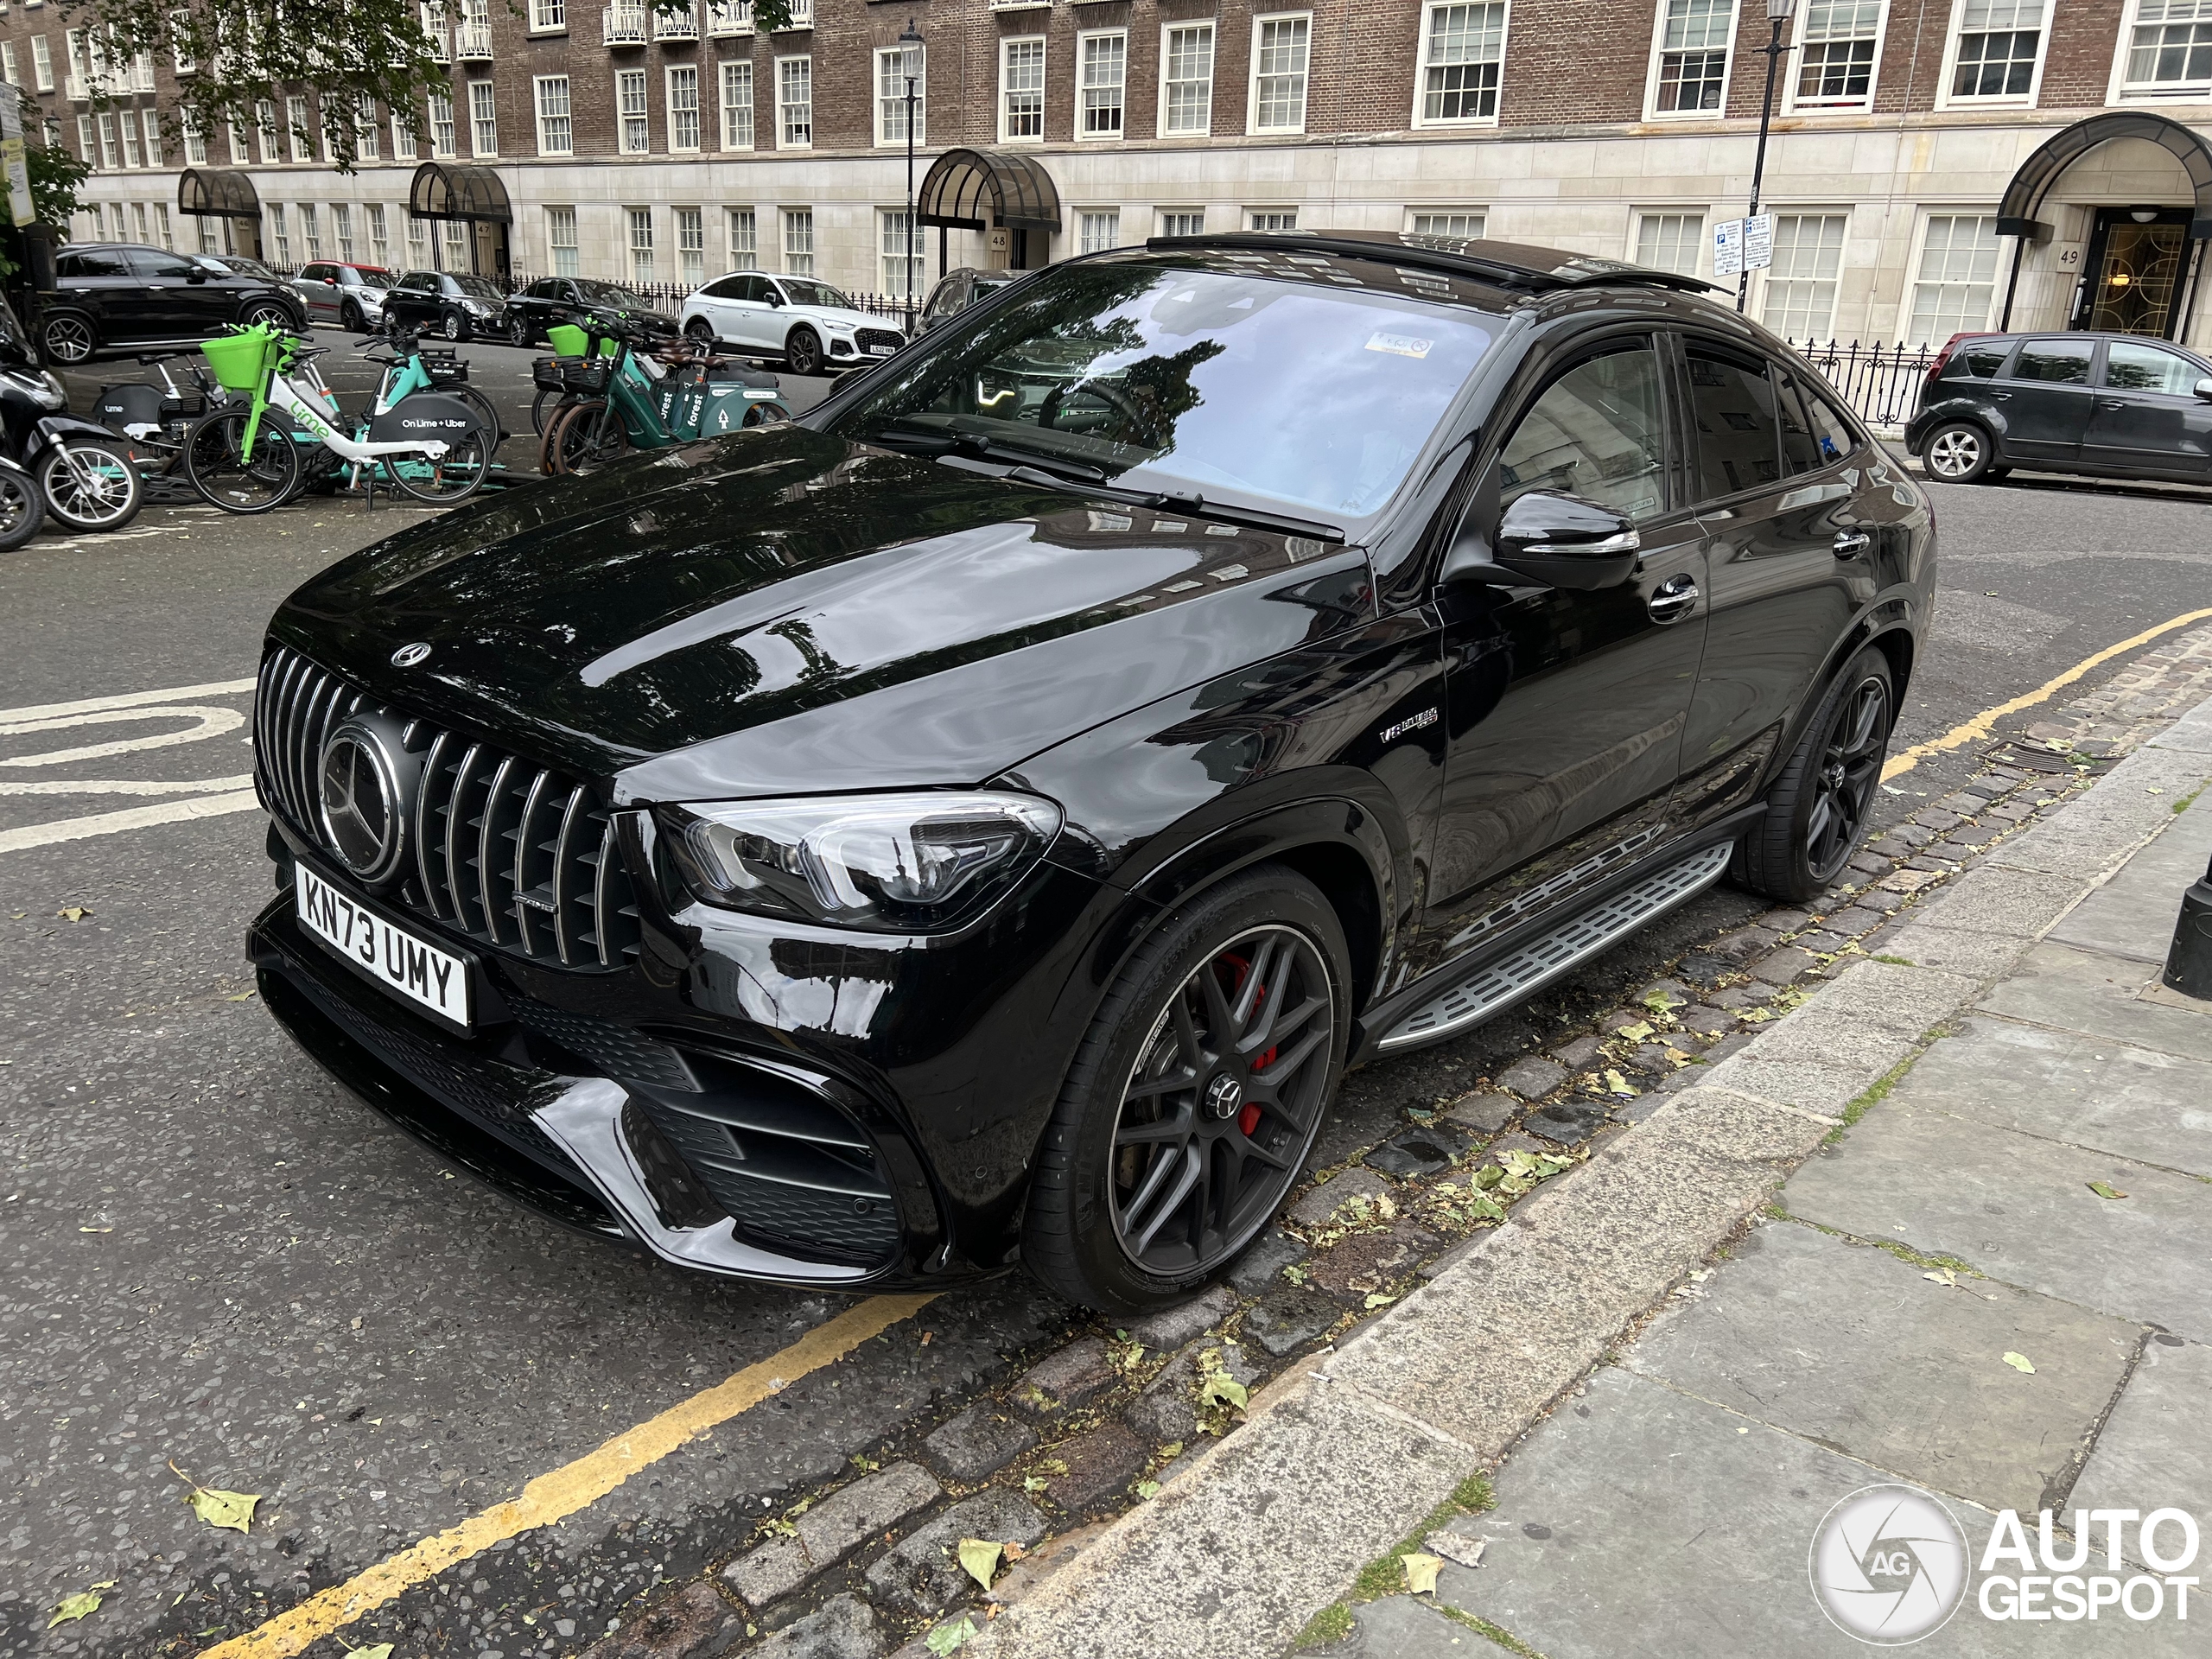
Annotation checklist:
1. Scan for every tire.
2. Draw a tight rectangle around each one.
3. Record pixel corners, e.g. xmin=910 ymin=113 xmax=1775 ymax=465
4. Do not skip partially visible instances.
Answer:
xmin=41 ymin=311 xmax=96 ymax=365
xmin=450 ymin=384 xmax=505 ymax=454
xmin=530 ymin=386 xmax=563 ymax=438
xmin=1023 ymin=864 xmax=1352 ymax=1314
xmin=784 ymin=324 xmax=822 ymax=377
xmin=385 ymin=429 xmax=490 ymax=505
xmin=0 ymin=466 xmax=46 ymax=549
xmin=1733 ymin=645 xmax=1897 ymax=906
xmin=442 ymin=310 xmax=467 ymax=343
xmin=340 ymin=300 xmax=364 ymax=334
xmin=545 ymin=400 xmax=627 ymax=476
xmin=506 ymin=315 xmax=529 ymax=347
xmin=1920 ymin=420 xmax=1996 ymax=484
xmin=240 ymin=300 xmax=296 ymax=334
xmin=181 ymin=410 xmax=302 ymax=514
xmin=37 ymin=438 xmax=143 ymax=531
xmin=685 ymin=318 xmax=716 ymax=346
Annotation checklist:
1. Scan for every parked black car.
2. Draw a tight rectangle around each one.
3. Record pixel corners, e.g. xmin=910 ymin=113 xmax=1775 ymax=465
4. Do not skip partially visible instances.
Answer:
xmin=248 ymin=231 xmax=1933 ymax=1313
xmin=36 ymin=242 xmax=304 ymax=365
xmin=1907 ymin=329 xmax=2212 ymax=486
xmin=917 ymin=266 xmax=1015 ymax=332
xmin=379 ymin=270 xmax=520 ymax=343
xmin=506 ymin=276 xmax=678 ymax=347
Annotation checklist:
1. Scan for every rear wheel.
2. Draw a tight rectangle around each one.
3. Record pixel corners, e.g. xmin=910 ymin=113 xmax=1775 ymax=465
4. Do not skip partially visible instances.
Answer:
xmin=240 ymin=301 xmax=296 ymax=334
xmin=1921 ymin=420 xmax=1996 ymax=484
xmin=1023 ymin=865 xmax=1351 ymax=1314
xmin=442 ymin=384 xmax=505 ymax=454
xmin=37 ymin=437 xmax=143 ymax=531
xmin=385 ymin=429 xmax=491 ymax=504
xmin=182 ymin=410 xmax=301 ymax=514
xmin=685 ymin=318 xmax=716 ymax=346
xmin=546 ymin=400 xmax=627 ymax=475
xmin=0 ymin=467 xmax=47 ymax=549
xmin=1734 ymin=646 xmax=1896 ymax=905
xmin=41 ymin=311 xmax=96 ymax=365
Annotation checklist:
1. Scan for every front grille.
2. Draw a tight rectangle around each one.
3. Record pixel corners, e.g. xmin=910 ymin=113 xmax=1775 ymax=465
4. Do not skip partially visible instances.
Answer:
xmin=257 ymin=645 xmax=641 ymax=972
xmin=855 ymin=327 xmax=904 ymax=355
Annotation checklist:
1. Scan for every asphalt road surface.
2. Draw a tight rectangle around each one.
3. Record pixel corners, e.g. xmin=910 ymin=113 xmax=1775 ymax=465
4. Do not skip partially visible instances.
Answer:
xmin=4 ymin=374 xmax=2211 ymax=1658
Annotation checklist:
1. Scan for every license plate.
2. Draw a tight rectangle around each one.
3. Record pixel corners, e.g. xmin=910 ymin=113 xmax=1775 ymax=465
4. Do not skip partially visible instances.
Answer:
xmin=295 ymin=863 xmax=472 ymax=1028
xmin=868 ymin=344 xmax=895 ymax=355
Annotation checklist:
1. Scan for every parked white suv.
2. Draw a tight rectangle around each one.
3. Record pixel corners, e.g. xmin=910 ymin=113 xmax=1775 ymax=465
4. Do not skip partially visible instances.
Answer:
xmin=678 ymin=273 xmax=906 ymax=376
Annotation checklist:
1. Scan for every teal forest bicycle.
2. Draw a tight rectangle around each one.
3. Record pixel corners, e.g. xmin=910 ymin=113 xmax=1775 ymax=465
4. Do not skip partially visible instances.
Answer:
xmin=182 ymin=322 xmax=491 ymax=514
xmin=537 ymin=318 xmax=788 ymax=477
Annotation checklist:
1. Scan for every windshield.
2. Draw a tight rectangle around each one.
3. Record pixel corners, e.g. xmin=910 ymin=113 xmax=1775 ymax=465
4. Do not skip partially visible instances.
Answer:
xmin=576 ymin=279 xmax=656 ymax=308
xmin=779 ymin=278 xmax=853 ymax=309
xmin=450 ymin=276 xmax=504 ymax=299
xmin=353 ymin=267 xmax=396 ymax=287
xmin=823 ymin=259 xmax=1497 ymax=519
xmin=200 ymin=255 xmax=273 ymax=278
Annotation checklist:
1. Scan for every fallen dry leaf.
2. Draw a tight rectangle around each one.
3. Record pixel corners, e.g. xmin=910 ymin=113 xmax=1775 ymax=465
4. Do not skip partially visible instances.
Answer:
xmin=2002 ymin=1351 xmax=2036 ymax=1375
xmin=57 ymin=906 xmax=90 ymax=922
xmin=2087 ymin=1181 xmax=2128 ymax=1201
xmin=48 ymin=1583 xmax=114 ymax=1627
xmin=957 ymin=1537 xmax=1002 ymax=1591
xmin=1403 ymin=1552 xmax=1445 ymax=1595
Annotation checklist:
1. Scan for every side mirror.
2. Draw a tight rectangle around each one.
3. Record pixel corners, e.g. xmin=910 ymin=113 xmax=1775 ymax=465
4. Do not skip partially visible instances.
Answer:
xmin=2195 ymin=378 xmax=2212 ymax=402
xmin=324 ymin=276 xmax=339 ymax=286
xmin=184 ymin=270 xmax=207 ymax=285
xmin=764 ymin=290 xmax=783 ymax=308
xmin=1481 ymin=490 xmax=1641 ymax=590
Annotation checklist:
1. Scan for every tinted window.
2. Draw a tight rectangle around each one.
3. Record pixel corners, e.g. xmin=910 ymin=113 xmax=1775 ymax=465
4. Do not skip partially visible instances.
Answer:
xmin=402 ymin=272 xmax=435 ymax=290
xmin=1804 ymin=393 xmax=1858 ymax=463
xmin=701 ymin=275 xmax=746 ymax=299
xmin=1944 ymin=338 xmax=2012 ymax=378
xmin=780 ymin=277 xmax=853 ymax=308
xmin=1685 ymin=347 xmax=1783 ymax=500
xmin=1499 ymin=340 xmax=1668 ymax=522
xmin=1775 ymin=367 xmax=1827 ymax=477
xmin=450 ymin=275 xmax=503 ymax=299
xmin=2103 ymin=340 xmax=2202 ymax=397
xmin=738 ymin=275 xmax=772 ymax=303
xmin=525 ymin=278 xmax=556 ymax=298
xmin=57 ymin=249 xmax=131 ymax=278
xmin=132 ymin=248 xmax=203 ymax=279
xmin=2011 ymin=340 xmax=2092 ymax=384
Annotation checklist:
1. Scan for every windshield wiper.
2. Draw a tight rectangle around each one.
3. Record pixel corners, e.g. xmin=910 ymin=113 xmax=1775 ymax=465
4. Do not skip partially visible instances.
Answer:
xmin=995 ymin=466 xmax=1346 ymax=544
xmin=865 ymin=423 xmax=1110 ymax=480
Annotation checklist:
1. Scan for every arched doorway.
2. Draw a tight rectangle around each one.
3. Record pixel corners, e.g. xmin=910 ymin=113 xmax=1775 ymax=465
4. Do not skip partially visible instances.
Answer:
xmin=407 ymin=162 xmax=512 ymax=284
xmin=176 ymin=168 xmax=264 ymax=261
xmin=914 ymin=148 xmax=1061 ymax=276
xmin=1997 ymin=111 xmax=2212 ymax=340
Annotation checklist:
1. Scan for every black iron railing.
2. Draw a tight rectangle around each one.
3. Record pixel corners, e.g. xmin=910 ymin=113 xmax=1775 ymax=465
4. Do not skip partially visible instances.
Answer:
xmin=1789 ymin=339 xmax=1940 ymax=429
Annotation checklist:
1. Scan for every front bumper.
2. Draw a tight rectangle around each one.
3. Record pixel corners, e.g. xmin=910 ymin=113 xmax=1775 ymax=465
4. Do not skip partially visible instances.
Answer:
xmin=251 ymin=884 xmax=926 ymax=1289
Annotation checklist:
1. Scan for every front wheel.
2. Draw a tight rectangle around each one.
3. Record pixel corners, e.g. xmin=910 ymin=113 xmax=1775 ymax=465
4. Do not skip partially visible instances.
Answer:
xmin=530 ymin=387 xmax=564 ymax=438
xmin=0 ymin=466 xmax=47 ymax=549
xmin=784 ymin=325 xmax=822 ymax=377
xmin=38 ymin=438 xmax=143 ymax=531
xmin=181 ymin=410 xmax=302 ymax=515
xmin=340 ymin=299 xmax=364 ymax=333
xmin=1022 ymin=865 xmax=1351 ymax=1314
xmin=385 ymin=429 xmax=491 ymax=504
xmin=1733 ymin=646 xmax=1896 ymax=905
xmin=545 ymin=400 xmax=627 ymax=476
xmin=1921 ymin=421 xmax=1997 ymax=484
xmin=442 ymin=310 xmax=467 ymax=342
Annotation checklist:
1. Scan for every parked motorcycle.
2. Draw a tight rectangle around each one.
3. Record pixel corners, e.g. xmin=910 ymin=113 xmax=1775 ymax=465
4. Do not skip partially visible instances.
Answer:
xmin=0 ymin=340 xmax=143 ymax=532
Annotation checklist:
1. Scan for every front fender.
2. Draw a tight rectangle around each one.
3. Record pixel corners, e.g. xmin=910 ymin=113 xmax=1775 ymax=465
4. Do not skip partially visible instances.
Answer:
xmin=35 ymin=414 xmax=127 ymax=446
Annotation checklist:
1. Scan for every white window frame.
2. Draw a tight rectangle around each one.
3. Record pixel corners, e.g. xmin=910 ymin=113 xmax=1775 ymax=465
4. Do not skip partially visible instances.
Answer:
xmin=666 ymin=63 xmax=701 ymax=151
xmin=1753 ymin=208 xmax=1852 ymax=340
xmin=181 ymin=106 xmax=207 ymax=165
xmin=120 ymin=107 xmax=140 ymax=167
xmin=287 ymin=92 xmax=312 ymax=162
xmin=1895 ymin=208 xmax=2002 ymax=344
xmin=1629 ymin=207 xmax=1708 ymax=276
xmin=1 ymin=43 xmax=16 ymax=86
xmin=427 ymin=91 xmax=456 ymax=158
xmin=727 ymin=205 xmax=758 ymax=268
xmin=467 ymin=78 xmax=498 ymax=156
xmin=1935 ymin=0 xmax=2052 ymax=111
xmin=535 ymin=74 xmax=572 ymax=155
xmin=546 ymin=203 xmax=578 ymax=276
xmin=333 ymin=201 xmax=354 ymax=262
xmin=627 ymin=204 xmax=655 ymax=282
xmin=617 ymin=67 xmax=650 ymax=154
xmin=2107 ymin=0 xmax=2212 ymax=105
xmin=299 ymin=201 xmax=321 ymax=259
xmin=1412 ymin=2 xmax=1510 ymax=129
xmin=95 ymin=111 xmax=117 ymax=168
xmin=1783 ymin=0 xmax=1889 ymax=112
xmin=391 ymin=111 xmax=417 ymax=160
xmin=529 ymin=0 xmax=566 ymax=32
xmin=1077 ymin=207 xmax=1120 ymax=252
xmin=781 ymin=205 xmax=813 ymax=276
xmin=874 ymin=41 xmax=924 ymax=148
xmin=367 ymin=202 xmax=391 ymax=266
xmin=1248 ymin=207 xmax=1299 ymax=231
xmin=1643 ymin=0 xmax=1741 ymax=120
xmin=354 ymin=92 xmax=380 ymax=161
xmin=776 ymin=54 xmax=811 ymax=149
xmin=676 ymin=204 xmax=705 ymax=285
xmin=1158 ymin=207 xmax=1205 ymax=238
xmin=29 ymin=35 xmax=51 ymax=92
xmin=1405 ymin=207 xmax=1489 ymax=237
xmin=879 ymin=206 xmax=922 ymax=297
xmin=1247 ymin=11 xmax=1312 ymax=135
xmin=721 ymin=58 xmax=754 ymax=149
xmin=1159 ymin=20 xmax=1215 ymax=137
xmin=999 ymin=35 xmax=1046 ymax=143
xmin=1077 ymin=29 xmax=1127 ymax=140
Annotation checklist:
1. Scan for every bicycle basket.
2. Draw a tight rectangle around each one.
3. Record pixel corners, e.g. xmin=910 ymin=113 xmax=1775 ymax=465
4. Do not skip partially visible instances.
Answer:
xmin=545 ymin=323 xmax=588 ymax=358
xmin=559 ymin=357 xmax=612 ymax=394
xmin=531 ymin=354 xmax=572 ymax=393
xmin=200 ymin=326 xmax=274 ymax=393
xmin=420 ymin=349 xmax=469 ymax=386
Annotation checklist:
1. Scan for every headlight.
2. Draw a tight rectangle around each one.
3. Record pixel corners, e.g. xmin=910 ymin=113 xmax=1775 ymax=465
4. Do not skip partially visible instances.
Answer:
xmin=462 ymin=299 xmax=494 ymax=315
xmin=664 ymin=791 xmax=1061 ymax=931
xmin=3 ymin=367 xmax=64 ymax=407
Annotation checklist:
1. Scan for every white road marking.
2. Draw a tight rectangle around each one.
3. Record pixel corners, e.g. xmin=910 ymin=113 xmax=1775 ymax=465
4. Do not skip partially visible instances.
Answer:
xmin=0 ymin=774 xmax=254 ymax=796
xmin=0 ymin=790 xmax=262 ymax=855
xmin=0 ymin=705 xmax=247 ymax=766
xmin=0 ymin=677 xmax=257 ymax=725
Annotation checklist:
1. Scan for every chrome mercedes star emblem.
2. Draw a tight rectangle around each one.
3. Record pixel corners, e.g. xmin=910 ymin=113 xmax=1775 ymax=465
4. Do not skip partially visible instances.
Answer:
xmin=1205 ymin=1073 xmax=1244 ymax=1122
xmin=391 ymin=642 xmax=432 ymax=668
xmin=318 ymin=721 xmax=404 ymax=882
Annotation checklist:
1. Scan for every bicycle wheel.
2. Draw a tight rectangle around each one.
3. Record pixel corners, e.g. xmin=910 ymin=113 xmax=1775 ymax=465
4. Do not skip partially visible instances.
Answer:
xmin=453 ymin=385 xmax=505 ymax=454
xmin=182 ymin=410 xmax=301 ymax=515
xmin=385 ymin=429 xmax=491 ymax=505
xmin=37 ymin=438 xmax=143 ymax=531
xmin=531 ymin=386 xmax=563 ymax=437
xmin=549 ymin=401 xmax=627 ymax=476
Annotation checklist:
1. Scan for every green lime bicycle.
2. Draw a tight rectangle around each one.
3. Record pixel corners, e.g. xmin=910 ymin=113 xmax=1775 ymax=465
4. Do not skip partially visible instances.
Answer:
xmin=182 ymin=321 xmax=492 ymax=514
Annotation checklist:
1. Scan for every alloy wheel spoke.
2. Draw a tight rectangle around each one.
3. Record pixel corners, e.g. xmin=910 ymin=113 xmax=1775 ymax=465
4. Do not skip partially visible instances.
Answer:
xmin=1169 ymin=995 xmax=1213 ymax=1074
xmin=1230 ymin=936 xmax=1281 ymax=1030
xmin=1126 ymin=1145 xmax=1204 ymax=1256
xmin=1115 ymin=1107 xmax=1192 ymax=1147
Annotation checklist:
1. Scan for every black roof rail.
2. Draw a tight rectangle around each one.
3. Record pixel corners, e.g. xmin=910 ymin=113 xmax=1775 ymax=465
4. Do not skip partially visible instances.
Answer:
xmin=1143 ymin=229 xmax=1727 ymax=296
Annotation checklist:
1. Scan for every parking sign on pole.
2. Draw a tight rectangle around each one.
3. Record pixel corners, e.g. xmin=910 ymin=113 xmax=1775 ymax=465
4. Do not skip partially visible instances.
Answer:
xmin=1745 ymin=212 xmax=1776 ymax=271
xmin=1713 ymin=219 xmax=1746 ymax=279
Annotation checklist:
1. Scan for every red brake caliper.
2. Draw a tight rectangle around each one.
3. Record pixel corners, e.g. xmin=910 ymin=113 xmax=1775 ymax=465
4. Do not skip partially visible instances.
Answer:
xmin=1220 ymin=954 xmax=1274 ymax=1136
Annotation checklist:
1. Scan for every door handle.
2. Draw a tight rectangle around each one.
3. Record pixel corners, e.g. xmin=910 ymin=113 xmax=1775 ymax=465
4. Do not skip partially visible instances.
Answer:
xmin=1647 ymin=573 xmax=1699 ymax=624
xmin=1986 ymin=391 xmax=2011 ymax=400
xmin=2096 ymin=398 xmax=2128 ymax=410
xmin=1833 ymin=531 xmax=1872 ymax=559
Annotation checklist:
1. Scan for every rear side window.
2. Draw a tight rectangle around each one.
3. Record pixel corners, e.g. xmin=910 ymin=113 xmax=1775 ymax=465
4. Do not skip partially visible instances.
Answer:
xmin=1498 ymin=340 xmax=1669 ymax=522
xmin=1944 ymin=339 xmax=2012 ymax=378
xmin=57 ymin=249 xmax=130 ymax=278
xmin=2011 ymin=340 xmax=2092 ymax=384
xmin=1684 ymin=346 xmax=1783 ymax=501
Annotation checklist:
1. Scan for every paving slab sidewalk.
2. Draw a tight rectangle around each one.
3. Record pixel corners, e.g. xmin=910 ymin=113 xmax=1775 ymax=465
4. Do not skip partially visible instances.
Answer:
xmin=952 ymin=694 xmax=2212 ymax=1659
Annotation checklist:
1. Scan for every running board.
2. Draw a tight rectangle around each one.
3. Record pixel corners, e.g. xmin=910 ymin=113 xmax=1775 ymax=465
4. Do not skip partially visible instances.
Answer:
xmin=1379 ymin=842 xmax=1735 ymax=1052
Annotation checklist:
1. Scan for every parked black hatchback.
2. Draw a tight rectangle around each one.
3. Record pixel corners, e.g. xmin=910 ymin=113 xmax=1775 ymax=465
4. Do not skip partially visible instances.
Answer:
xmin=38 ymin=242 xmax=304 ymax=364
xmin=248 ymin=232 xmax=1934 ymax=1313
xmin=1907 ymin=329 xmax=2212 ymax=486
xmin=379 ymin=270 xmax=518 ymax=342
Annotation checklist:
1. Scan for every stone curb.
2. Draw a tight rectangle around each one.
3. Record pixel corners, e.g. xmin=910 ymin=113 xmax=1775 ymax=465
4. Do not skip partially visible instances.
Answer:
xmin=958 ymin=696 xmax=2212 ymax=1659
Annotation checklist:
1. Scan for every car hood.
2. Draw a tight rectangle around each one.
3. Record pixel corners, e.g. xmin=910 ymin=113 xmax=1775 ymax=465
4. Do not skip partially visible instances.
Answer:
xmin=269 ymin=427 xmax=1370 ymax=798
xmin=800 ymin=306 xmax=897 ymax=334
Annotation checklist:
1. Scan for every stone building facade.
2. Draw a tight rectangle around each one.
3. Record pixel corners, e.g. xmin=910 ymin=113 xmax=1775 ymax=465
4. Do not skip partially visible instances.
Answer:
xmin=10 ymin=0 xmax=2212 ymax=346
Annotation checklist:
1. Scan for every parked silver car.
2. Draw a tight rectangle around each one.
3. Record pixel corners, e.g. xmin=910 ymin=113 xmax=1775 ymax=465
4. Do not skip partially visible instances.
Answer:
xmin=288 ymin=261 xmax=397 ymax=333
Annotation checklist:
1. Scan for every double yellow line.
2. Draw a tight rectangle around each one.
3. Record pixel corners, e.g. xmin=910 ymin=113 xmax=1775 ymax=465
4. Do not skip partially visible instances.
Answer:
xmin=199 ymin=1294 xmax=934 ymax=1659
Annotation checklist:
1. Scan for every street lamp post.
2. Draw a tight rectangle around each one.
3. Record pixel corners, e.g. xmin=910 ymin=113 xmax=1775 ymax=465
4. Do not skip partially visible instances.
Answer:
xmin=900 ymin=16 xmax=923 ymax=335
xmin=1738 ymin=0 xmax=1797 ymax=315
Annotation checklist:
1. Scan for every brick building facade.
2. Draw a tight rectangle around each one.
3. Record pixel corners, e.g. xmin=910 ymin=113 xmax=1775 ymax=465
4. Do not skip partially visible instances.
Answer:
xmin=10 ymin=0 xmax=2212 ymax=346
